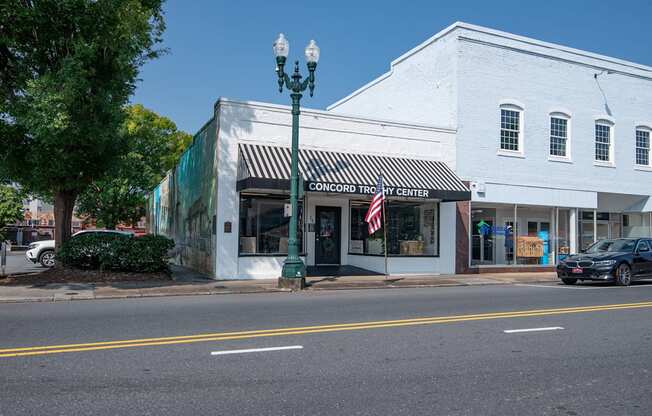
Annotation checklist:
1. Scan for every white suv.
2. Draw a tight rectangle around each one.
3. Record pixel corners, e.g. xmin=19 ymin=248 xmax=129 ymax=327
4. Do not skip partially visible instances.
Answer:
xmin=25 ymin=230 xmax=134 ymax=268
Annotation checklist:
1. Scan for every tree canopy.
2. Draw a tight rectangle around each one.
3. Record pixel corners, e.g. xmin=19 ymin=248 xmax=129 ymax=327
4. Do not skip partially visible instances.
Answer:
xmin=0 ymin=185 xmax=24 ymax=241
xmin=76 ymin=104 xmax=192 ymax=229
xmin=0 ymin=0 xmax=165 ymax=247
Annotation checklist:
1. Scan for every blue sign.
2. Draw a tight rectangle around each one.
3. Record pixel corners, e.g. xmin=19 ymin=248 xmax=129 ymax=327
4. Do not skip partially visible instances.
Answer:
xmin=538 ymin=230 xmax=549 ymax=265
xmin=477 ymin=221 xmax=513 ymax=237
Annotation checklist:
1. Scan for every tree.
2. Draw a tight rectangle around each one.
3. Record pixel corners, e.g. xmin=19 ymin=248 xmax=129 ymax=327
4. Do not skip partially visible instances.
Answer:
xmin=0 ymin=0 xmax=165 ymax=248
xmin=76 ymin=104 xmax=192 ymax=229
xmin=0 ymin=185 xmax=24 ymax=241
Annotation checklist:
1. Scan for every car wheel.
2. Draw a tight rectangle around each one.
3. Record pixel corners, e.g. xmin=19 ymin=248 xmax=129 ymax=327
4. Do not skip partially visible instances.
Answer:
xmin=39 ymin=250 xmax=56 ymax=268
xmin=561 ymin=278 xmax=578 ymax=285
xmin=616 ymin=263 xmax=632 ymax=286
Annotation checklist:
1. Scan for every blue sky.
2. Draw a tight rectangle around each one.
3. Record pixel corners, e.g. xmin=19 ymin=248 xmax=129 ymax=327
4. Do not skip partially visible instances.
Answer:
xmin=132 ymin=0 xmax=652 ymax=134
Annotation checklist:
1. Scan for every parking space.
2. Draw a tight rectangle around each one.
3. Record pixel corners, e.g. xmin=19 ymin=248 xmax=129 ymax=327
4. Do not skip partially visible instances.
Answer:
xmin=1 ymin=252 xmax=44 ymax=275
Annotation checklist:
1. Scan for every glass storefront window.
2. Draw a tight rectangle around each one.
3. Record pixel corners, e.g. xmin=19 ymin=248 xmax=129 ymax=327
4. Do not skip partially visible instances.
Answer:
xmin=579 ymin=211 xmax=622 ymax=249
xmin=349 ymin=201 xmax=438 ymax=256
xmin=238 ymin=194 xmax=303 ymax=255
xmin=471 ymin=204 xmax=514 ymax=266
xmin=471 ymin=203 xmax=570 ymax=266
xmin=515 ymin=205 xmax=554 ymax=265
xmin=623 ymin=213 xmax=652 ymax=238
xmin=556 ymin=209 xmax=571 ymax=262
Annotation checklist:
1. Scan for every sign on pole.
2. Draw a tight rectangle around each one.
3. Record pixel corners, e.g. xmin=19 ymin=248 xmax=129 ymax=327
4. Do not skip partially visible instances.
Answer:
xmin=0 ymin=242 xmax=6 ymax=277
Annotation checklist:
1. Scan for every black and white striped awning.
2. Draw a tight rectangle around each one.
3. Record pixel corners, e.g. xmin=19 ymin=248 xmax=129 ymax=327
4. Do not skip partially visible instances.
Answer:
xmin=237 ymin=143 xmax=470 ymax=201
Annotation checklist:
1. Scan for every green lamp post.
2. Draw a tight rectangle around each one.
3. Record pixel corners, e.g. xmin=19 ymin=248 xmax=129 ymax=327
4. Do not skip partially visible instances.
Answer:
xmin=273 ymin=33 xmax=319 ymax=288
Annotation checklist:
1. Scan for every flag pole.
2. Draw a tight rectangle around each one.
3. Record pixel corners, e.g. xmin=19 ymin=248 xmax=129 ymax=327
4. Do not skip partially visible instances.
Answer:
xmin=381 ymin=175 xmax=388 ymax=279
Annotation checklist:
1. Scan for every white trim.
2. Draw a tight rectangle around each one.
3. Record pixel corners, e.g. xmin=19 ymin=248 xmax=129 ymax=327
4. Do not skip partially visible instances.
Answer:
xmin=594 ymin=119 xmax=615 ymax=164
xmin=594 ymin=161 xmax=616 ymax=168
xmin=594 ymin=115 xmax=615 ymax=125
xmin=216 ymin=98 xmax=456 ymax=134
xmin=548 ymin=156 xmax=573 ymax=164
xmin=635 ymin=126 xmax=652 ymax=168
xmin=498 ymin=99 xmax=525 ymax=110
xmin=549 ymin=108 xmax=573 ymax=118
xmin=497 ymin=150 xmax=526 ymax=159
xmin=499 ymin=104 xmax=524 ymax=155
xmin=549 ymin=112 xmax=572 ymax=161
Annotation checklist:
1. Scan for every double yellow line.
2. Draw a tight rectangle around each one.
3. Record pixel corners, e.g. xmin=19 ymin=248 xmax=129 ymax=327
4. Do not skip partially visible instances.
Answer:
xmin=2 ymin=300 xmax=652 ymax=358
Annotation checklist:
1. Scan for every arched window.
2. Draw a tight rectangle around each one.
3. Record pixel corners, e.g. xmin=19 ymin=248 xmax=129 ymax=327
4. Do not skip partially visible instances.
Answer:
xmin=549 ymin=112 xmax=571 ymax=159
xmin=636 ymin=126 xmax=651 ymax=167
xmin=594 ymin=119 xmax=614 ymax=163
xmin=499 ymin=102 xmax=524 ymax=153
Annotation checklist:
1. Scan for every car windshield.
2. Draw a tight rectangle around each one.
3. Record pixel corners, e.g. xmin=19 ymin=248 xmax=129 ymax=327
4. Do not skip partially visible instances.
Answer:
xmin=585 ymin=239 xmax=636 ymax=253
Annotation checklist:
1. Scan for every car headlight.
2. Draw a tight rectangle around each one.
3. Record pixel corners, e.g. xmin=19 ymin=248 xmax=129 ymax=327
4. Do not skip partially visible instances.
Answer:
xmin=28 ymin=243 xmax=38 ymax=249
xmin=594 ymin=260 xmax=616 ymax=266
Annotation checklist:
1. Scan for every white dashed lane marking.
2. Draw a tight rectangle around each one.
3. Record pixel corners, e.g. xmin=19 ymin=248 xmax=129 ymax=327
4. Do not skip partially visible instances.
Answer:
xmin=211 ymin=345 xmax=303 ymax=356
xmin=504 ymin=327 xmax=564 ymax=334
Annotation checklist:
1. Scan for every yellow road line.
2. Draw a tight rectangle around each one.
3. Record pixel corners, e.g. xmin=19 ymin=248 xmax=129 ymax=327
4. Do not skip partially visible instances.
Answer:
xmin=2 ymin=301 xmax=652 ymax=358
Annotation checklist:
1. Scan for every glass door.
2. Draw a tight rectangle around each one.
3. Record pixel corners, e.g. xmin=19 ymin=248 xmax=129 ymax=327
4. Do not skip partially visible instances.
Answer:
xmin=315 ymin=206 xmax=341 ymax=265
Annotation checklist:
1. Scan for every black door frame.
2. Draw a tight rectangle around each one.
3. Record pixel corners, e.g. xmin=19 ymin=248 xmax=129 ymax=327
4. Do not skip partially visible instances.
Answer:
xmin=315 ymin=205 xmax=341 ymax=265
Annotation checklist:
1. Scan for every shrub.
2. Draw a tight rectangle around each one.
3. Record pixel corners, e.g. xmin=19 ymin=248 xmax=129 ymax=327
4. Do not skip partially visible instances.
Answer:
xmin=58 ymin=233 xmax=175 ymax=272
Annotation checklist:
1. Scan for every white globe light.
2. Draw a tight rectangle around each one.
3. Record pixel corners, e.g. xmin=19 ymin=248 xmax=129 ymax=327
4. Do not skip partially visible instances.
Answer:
xmin=273 ymin=33 xmax=289 ymax=58
xmin=304 ymin=39 xmax=320 ymax=63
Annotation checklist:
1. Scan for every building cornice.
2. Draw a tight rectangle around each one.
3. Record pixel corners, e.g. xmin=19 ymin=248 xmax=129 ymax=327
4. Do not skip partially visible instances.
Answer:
xmin=214 ymin=97 xmax=457 ymax=134
xmin=328 ymin=21 xmax=652 ymax=110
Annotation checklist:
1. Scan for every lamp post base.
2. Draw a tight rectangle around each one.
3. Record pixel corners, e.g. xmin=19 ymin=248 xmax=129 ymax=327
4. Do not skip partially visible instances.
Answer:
xmin=278 ymin=276 xmax=306 ymax=290
xmin=279 ymin=258 xmax=306 ymax=289
xmin=281 ymin=258 xmax=306 ymax=279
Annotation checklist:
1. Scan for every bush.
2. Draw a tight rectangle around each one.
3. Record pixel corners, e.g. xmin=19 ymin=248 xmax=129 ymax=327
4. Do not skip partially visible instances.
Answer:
xmin=58 ymin=233 xmax=175 ymax=272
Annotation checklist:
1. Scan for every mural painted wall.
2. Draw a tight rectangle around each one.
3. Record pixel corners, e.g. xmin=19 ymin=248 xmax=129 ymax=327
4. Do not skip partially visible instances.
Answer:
xmin=148 ymin=118 xmax=218 ymax=275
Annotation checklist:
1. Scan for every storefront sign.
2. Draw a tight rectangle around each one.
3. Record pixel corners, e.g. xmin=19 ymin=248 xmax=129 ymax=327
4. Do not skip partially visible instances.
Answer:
xmin=477 ymin=221 xmax=513 ymax=236
xmin=306 ymin=181 xmax=431 ymax=198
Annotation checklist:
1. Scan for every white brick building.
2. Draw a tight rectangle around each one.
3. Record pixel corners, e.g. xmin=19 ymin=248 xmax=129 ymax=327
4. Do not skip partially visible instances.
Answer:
xmin=150 ymin=22 xmax=652 ymax=278
xmin=329 ymin=22 xmax=652 ymax=270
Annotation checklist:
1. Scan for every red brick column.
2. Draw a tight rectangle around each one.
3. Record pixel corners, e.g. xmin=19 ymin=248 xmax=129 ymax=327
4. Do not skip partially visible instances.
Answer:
xmin=455 ymin=200 xmax=472 ymax=274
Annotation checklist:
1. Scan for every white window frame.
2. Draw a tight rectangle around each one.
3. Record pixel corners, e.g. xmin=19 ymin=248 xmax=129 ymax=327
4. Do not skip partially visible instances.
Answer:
xmin=635 ymin=126 xmax=651 ymax=169
xmin=548 ymin=112 xmax=571 ymax=162
xmin=498 ymin=102 xmax=524 ymax=157
xmin=594 ymin=119 xmax=615 ymax=167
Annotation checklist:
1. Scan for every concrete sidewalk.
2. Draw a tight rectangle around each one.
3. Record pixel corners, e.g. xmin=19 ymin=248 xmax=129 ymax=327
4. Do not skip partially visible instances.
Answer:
xmin=0 ymin=265 xmax=558 ymax=303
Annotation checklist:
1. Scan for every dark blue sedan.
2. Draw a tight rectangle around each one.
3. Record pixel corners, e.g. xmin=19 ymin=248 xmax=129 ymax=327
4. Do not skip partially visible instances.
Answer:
xmin=557 ymin=238 xmax=652 ymax=286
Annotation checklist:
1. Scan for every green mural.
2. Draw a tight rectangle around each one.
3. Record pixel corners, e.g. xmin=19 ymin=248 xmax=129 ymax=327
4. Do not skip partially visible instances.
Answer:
xmin=148 ymin=118 xmax=217 ymax=275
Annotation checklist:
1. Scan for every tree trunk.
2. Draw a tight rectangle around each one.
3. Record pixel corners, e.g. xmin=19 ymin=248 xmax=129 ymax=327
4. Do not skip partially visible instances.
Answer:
xmin=54 ymin=190 xmax=77 ymax=250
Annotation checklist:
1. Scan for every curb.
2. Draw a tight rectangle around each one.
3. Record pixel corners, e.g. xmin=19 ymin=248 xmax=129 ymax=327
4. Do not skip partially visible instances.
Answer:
xmin=0 ymin=279 xmax=559 ymax=304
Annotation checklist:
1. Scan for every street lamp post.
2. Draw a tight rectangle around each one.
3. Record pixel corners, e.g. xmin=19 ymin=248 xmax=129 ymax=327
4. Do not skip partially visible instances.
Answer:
xmin=273 ymin=34 xmax=319 ymax=289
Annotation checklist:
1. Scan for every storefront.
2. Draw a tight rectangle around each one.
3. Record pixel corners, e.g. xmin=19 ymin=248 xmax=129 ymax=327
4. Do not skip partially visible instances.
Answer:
xmin=468 ymin=202 xmax=652 ymax=269
xmin=236 ymin=143 xmax=469 ymax=275
xmin=470 ymin=203 xmax=570 ymax=267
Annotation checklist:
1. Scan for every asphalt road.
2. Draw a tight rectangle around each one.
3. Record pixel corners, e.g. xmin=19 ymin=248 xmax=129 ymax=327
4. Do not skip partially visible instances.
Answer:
xmin=1 ymin=251 xmax=43 ymax=275
xmin=2 ymin=282 xmax=652 ymax=415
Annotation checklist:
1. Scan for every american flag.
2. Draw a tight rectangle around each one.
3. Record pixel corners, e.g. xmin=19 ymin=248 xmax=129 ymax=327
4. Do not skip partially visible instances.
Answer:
xmin=364 ymin=175 xmax=385 ymax=235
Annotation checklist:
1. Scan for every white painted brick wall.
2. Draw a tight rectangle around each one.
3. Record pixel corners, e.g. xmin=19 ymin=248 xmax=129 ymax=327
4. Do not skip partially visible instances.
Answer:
xmin=328 ymin=33 xmax=458 ymax=129
xmin=456 ymin=30 xmax=652 ymax=200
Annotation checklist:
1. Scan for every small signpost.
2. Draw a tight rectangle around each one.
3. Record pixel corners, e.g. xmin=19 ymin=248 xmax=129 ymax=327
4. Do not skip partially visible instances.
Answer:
xmin=0 ymin=241 xmax=7 ymax=277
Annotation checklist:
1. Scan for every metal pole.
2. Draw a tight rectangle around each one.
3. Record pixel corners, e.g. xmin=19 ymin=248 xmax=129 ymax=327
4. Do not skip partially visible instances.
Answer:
xmin=593 ymin=209 xmax=597 ymax=243
xmin=281 ymin=92 xmax=306 ymax=279
xmin=554 ymin=207 xmax=558 ymax=264
xmin=569 ymin=208 xmax=578 ymax=254
xmin=513 ymin=204 xmax=518 ymax=265
xmin=382 ymin=195 xmax=389 ymax=278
